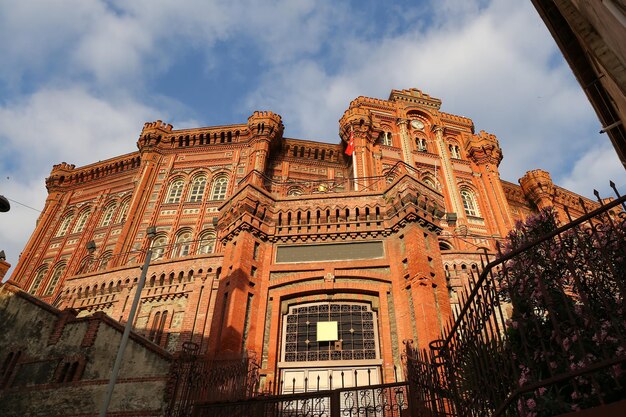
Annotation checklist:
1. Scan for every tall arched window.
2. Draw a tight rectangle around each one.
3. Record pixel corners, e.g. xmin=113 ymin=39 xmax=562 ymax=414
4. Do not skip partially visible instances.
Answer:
xmin=100 ymin=204 xmax=116 ymax=227
xmin=117 ymin=200 xmax=129 ymax=223
xmin=166 ymin=179 xmax=184 ymax=204
xmin=210 ymin=175 xmax=228 ymax=200
xmin=416 ymin=137 xmax=427 ymax=152
xmin=44 ymin=263 xmax=66 ymax=296
xmin=30 ymin=267 xmax=49 ymax=294
xmin=98 ymin=251 xmax=112 ymax=271
xmin=197 ymin=231 xmax=216 ymax=254
xmin=423 ymin=177 xmax=436 ymax=189
xmin=73 ymin=210 xmax=90 ymax=233
xmin=460 ymin=188 xmax=480 ymax=217
xmin=188 ymin=176 xmax=207 ymax=202
xmin=56 ymin=214 xmax=74 ymax=237
xmin=175 ymin=231 xmax=192 ymax=257
xmin=151 ymin=235 xmax=168 ymax=260
xmin=449 ymin=144 xmax=461 ymax=159
xmin=381 ymin=131 xmax=392 ymax=146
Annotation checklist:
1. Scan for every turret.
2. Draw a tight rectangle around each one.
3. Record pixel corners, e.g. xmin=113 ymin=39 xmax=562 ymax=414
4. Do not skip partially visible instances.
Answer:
xmin=519 ymin=169 xmax=555 ymax=210
xmin=247 ymin=111 xmax=283 ymax=175
xmin=45 ymin=162 xmax=76 ymax=192
xmin=466 ymin=130 xmax=503 ymax=166
xmin=137 ymin=120 xmax=173 ymax=153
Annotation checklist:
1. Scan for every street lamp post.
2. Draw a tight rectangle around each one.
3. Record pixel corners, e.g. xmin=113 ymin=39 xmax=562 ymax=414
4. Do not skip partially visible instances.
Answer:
xmin=98 ymin=226 xmax=157 ymax=417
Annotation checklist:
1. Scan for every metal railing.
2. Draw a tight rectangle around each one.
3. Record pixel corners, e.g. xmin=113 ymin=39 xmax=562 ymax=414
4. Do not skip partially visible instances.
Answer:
xmin=192 ymin=381 xmax=411 ymax=417
xmin=405 ymin=184 xmax=626 ymax=416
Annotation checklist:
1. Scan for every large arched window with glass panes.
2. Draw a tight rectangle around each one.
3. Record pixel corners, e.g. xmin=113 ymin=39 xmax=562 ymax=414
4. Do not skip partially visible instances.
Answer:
xmin=73 ymin=210 xmax=90 ymax=233
xmin=175 ymin=231 xmax=192 ymax=257
xmin=117 ymin=200 xmax=130 ymax=223
xmin=30 ymin=266 xmax=49 ymax=295
xmin=197 ymin=230 xmax=216 ymax=254
xmin=100 ymin=204 xmax=116 ymax=227
xmin=166 ymin=179 xmax=184 ymax=204
xmin=188 ymin=176 xmax=207 ymax=202
xmin=44 ymin=263 xmax=66 ymax=296
xmin=460 ymin=188 xmax=480 ymax=217
xmin=151 ymin=235 xmax=168 ymax=261
xmin=210 ymin=175 xmax=229 ymax=200
xmin=56 ymin=213 xmax=74 ymax=237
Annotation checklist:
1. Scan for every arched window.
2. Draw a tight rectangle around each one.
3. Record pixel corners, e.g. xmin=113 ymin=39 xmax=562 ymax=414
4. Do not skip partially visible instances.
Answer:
xmin=166 ymin=179 xmax=184 ymax=204
xmin=100 ymin=204 xmax=116 ymax=227
xmin=197 ymin=231 xmax=216 ymax=254
xmin=175 ymin=231 xmax=192 ymax=257
xmin=416 ymin=137 xmax=427 ymax=152
xmin=98 ymin=251 xmax=112 ymax=271
xmin=56 ymin=214 xmax=74 ymax=237
xmin=381 ymin=131 xmax=392 ymax=146
xmin=460 ymin=188 xmax=480 ymax=217
xmin=30 ymin=267 xmax=49 ymax=294
xmin=188 ymin=176 xmax=207 ymax=202
xmin=423 ymin=177 xmax=436 ymax=189
xmin=449 ymin=144 xmax=461 ymax=159
xmin=73 ymin=210 xmax=90 ymax=233
xmin=151 ymin=235 xmax=168 ymax=261
xmin=44 ymin=263 xmax=66 ymax=296
xmin=117 ymin=200 xmax=129 ymax=223
xmin=210 ymin=175 xmax=228 ymax=200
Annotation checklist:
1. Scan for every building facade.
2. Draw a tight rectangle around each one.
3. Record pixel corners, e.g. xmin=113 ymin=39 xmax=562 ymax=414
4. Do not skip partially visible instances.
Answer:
xmin=6 ymin=88 xmax=596 ymax=395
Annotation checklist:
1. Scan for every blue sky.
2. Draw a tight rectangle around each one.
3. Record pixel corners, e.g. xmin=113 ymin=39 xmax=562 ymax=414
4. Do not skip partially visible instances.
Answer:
xmin=0 ymin=0 xmax=623 ymax=277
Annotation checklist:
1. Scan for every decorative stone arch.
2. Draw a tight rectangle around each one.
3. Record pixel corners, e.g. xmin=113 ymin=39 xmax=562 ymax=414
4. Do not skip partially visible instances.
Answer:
xmin=458 ymin=184 xmax=481 ymax=217
xmin=29 ymin=264 xmax=50 ymax=295
xmin=439 ymin=240 xmax=454 ymax=251
xmin=117 ymin=197 xmax=131 ymax=224
xmin=56 ymin=211 xmax=75 ymax=237
xmin=174 ymin=227 xmax=194 ymax=257
xmin=446 ymin=137 xmax=463 ymax=159
xmin=99 ymin=199 xmax=118 ymax=227
xmin=72 ymin=208 xmax=91 ymax=234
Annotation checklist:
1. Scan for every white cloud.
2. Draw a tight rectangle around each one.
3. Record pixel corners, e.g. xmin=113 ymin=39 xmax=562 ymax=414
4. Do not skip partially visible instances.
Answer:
xmin=0 ymin=87 xmax=164 ymax=277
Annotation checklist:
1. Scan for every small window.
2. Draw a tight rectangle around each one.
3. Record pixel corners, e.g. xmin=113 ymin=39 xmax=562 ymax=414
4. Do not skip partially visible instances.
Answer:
xmin=100 ymin=205 xmax=116 ymax=227
xmin=381 ymin=132 xmax=392 ymax=146
xmin=417 ymin=137 xmax=427 ymax=152
xmin=287 ymin=187 xmax=303 ymax=197
xmin=56 ymin=214 xmax=74 ymax=237
xmin=166 ymin=180 xmax=184 ymax=204
xmin=151 ymin=236 xmax=168 ymax=260
xmin=30 ymin=268 xmax=48 ymax=294
xmin=44 ymin=264 xmax=66 ymax=296
xmin=197 ymin=231 xmax=216 ymax=254
xmin=449 ymin=144 xmax=461 ymax=159
xmin=117 ymin=201 xmax=129 ymax=223
xmin=460 ymin=188 xmax=480 ymax=217
xmin=210 ymin=176 xmax=228 ymax=200
xmin=175 ymin=232 xmax=192 ymax=257
xmin=73 ymin=211 xmax=90 ymax=233
xmin=188 ymin=176 xmax=207 ymax=202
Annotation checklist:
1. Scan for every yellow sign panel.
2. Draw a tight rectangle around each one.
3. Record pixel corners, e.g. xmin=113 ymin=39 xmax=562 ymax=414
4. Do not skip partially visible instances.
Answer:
xmin=317 ymin=321 xmax=339 ymax=341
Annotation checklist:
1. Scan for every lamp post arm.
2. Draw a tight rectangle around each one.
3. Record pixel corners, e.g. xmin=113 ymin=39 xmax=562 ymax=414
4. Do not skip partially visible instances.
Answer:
xmin=98 ymin=247 xmax=153 ymax=417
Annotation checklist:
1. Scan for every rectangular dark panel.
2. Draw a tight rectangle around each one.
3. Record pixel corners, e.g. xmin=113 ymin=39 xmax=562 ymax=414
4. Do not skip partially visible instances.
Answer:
xmin=275 ymin=241 xmax=384 ymax=263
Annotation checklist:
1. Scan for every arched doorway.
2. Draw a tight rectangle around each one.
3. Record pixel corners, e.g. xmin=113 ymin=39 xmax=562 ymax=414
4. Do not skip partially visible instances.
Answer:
xmin=279 ymin=301 xmax=382 ymax=393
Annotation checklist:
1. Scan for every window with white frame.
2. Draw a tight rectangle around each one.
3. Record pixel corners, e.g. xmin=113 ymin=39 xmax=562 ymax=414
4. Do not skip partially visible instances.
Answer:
xmin=100 ymin=204 xmax=116 ymax=227
xmin=56 ymin=214 xmax=74 ymax=237
xmin=449 ymin=144 xmax=461 ymax=159
xmin=117 ymin=201 xmax=129 ymax=223
xmin=460 ymin=188 xmax=480 ymax=217
xmin=197 ymin=231 xmax=216 ymax=254
xmin=381 ymin=132 xmax=392 ymax=146
xmin=151 ymin=236 xmax=168 ymax=260
xmin=166 ymin=180 xmax=184 ymax=204
xmin=416 ymin=137 xmax=427 ymax=152
xmin=30 ymin=267 xmax=48 ymax=294
xmin=44 ymin=264 xmax=66 ymax=296
xmin=210 ymin=175 xmax=228 ymax=200
xmin=423 ymin=177 xmax=436 ymax=189
xmin=175 ymin=232 xmax=192 ymax=257
xmin=73 ymin=211 xmax=90 ymax=233
xmin=188 ymin=176 xmax=207 ymax=202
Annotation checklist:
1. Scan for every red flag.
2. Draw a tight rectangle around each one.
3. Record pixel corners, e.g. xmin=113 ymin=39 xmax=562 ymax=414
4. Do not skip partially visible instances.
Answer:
xmin=345 ymin=130 xmax=355 ymax=156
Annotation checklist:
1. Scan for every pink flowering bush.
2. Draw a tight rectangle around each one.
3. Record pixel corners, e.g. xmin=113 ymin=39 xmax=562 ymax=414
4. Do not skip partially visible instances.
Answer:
xmin=494 ymin=208 xmax=626 ymax=415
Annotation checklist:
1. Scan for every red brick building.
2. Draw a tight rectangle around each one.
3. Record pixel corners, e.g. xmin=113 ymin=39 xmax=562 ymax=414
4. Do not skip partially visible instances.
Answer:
xmin=7 ymin=88 xmax=596 ymax=393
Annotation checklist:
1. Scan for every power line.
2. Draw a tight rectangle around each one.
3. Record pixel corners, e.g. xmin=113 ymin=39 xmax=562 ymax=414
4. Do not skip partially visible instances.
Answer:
xmin=5 ymin=197 xmax=42 ymax=213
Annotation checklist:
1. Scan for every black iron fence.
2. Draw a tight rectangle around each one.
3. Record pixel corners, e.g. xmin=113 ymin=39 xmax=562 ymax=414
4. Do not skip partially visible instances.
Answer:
xmin=193 ymin=381 xmax=411 ymax=417
xmin=166 ymin=342 xmax=261 ymax=417
xmin=405 ymin=185 xmax=626 ymax=416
